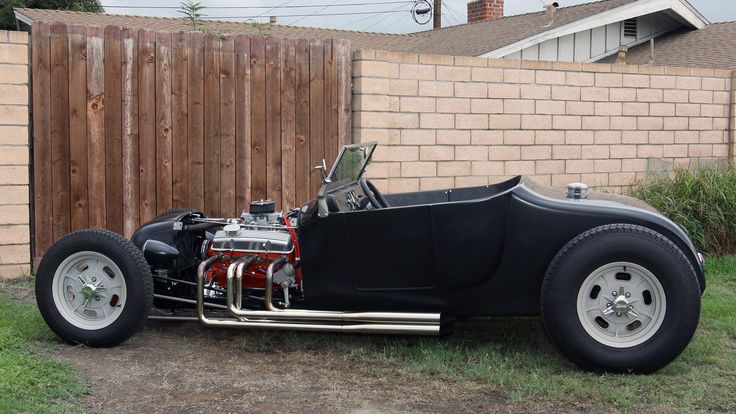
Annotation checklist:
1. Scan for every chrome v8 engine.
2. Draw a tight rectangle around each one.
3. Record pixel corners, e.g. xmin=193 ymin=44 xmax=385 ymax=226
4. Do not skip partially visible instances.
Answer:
xmin=209 ymin=200 xmax=294 ymax=255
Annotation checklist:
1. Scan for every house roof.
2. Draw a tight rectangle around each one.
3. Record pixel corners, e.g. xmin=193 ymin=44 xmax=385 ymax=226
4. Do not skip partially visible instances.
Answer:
xmin=598 ymin=22 xmax=736 ymax=69
xmin=14 ymin=0 xmax=677 ymax=57
xmin=13 ymin=7 xmax=427 ymax=52
xmin=420 ymin=0 xmax=639 ymax=57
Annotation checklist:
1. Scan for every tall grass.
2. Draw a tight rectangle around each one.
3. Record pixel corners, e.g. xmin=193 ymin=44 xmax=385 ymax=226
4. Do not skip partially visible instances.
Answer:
xmin=629 ymin=166 xmax=736 ymax=256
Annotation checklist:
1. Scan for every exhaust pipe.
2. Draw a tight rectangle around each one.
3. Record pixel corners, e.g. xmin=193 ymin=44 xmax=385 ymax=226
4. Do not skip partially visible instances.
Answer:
xmin=196 ymin=255 xmax=442 ymax=335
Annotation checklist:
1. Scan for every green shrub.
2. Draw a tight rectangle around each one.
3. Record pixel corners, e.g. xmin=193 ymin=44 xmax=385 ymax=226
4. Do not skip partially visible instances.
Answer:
xmin=629 ymin=166 xmax=736 ymax=256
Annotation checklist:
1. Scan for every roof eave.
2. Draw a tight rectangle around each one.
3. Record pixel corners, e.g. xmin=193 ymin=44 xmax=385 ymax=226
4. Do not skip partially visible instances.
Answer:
xmin=14 ymin=9 xmax=33 ymax=27
xmin=479 ymin=0 xmax=709 ymax=58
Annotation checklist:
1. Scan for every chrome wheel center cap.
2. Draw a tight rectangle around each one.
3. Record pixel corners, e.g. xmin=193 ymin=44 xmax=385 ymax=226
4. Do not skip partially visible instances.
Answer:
xmin=613 ymin=295 xmax=630 ymax=313
xmin=81 ymin=284 xmax=97 ymax=300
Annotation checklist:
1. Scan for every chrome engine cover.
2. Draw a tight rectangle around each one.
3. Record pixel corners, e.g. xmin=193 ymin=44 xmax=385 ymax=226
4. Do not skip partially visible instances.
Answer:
xmin=210 ymin=227 xmax=293 ymax=254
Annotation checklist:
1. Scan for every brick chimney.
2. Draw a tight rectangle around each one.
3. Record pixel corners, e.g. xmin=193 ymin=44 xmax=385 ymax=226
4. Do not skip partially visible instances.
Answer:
xmin=467 ymin=0 xmax=504 ymax=24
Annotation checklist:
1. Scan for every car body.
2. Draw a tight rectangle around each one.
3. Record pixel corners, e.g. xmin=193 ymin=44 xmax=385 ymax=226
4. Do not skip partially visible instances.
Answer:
xmin=35 ymin=142 xmax=704 ymax=373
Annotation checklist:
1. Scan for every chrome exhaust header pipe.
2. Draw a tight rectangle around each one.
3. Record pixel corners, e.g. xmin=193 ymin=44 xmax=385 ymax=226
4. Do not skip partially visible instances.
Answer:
xmin=196 ymin=255 xmax=441 ymax=335
xmin=230 ymin=258 xmax=441 ymax=325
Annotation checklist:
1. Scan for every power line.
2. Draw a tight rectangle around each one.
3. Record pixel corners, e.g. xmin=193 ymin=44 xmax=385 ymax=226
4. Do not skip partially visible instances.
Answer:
xmin=337 ymin=2 xmax=409 ymax=29
xmin=253 ymin=0 xmax=296 ymax=19
xmin=203 ymin=9 xmax=410 ymax=20
xmin=289 ymin=0 xmax=341 ymax=24
xmin=441 ymin=2 xmax=460 ymax=25
xmin=101 ymin=1 xmax=413 ymax=10
xmin=361 ymin=5 xmax=409 ymax=31
xmin=442 ymin=1 xmax=465 ymax=24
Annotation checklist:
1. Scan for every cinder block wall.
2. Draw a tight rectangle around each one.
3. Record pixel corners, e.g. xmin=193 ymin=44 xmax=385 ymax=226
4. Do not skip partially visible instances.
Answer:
xmin=353 ymin=49 xmax=733 ymax=193
xmin=0 ymin=30 xmax=30 ymax=279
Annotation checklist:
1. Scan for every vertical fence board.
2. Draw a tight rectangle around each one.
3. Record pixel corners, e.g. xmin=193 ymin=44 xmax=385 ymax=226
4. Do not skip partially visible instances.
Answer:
xmin=250 ymin=37 xmax=267 ymax=202
xmin=30 ymin=24 xmax=351 ymax=258
xmin=328 ymin=41 xmax=340 ymax=161
xmin=324 ymin=40 xmax=339 ymax=166
xmin=155 ymin=32 xmax=173 ymax=215
xmin=121 ymin=28 xmax=139 ymax=238
xmin=103 ymin=26 xmax=123 ymax=234
xmin=294 ymin=39 xmax=310 ymax=206
xmin=281 ymin=39 xmax=297 ymax=210
xmin=32 ymin=22 xmax=52 ymax=257
xmin=203 ymin=34 xmax=221 ymax=216
xmin=187 ymin=32 xmax=205 ymax=212
xmin=86 ymin=26 xmax=106 ymax=229
xmin=308 ymin=39 xmax=325 ymax=199
xmin=265 ymin=37 xmax=282 ymax=207
xmin=172 ymin=32 xmax=189 ymax=210
xmin=137 ymin=29 xmax=156 ymax=223
xmin=235 ymin=35 xmax=252 ymax=212
xmin=220 ymin=36 xmax=236 ymax=216
xmin=68 ymin=25 xmax=88 ymax=232
xmin=50 ymin=23 xmax=71 ymax=241
xmin=336 ymin=39 xmax=352 ymax=147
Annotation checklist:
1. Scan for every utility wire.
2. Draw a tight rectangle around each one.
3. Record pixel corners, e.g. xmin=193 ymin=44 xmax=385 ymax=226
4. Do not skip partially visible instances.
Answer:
xmin=101 ymin=1 xmax=413 ymax=10
xmin=361 ymin=5 xmax=409 ymax=31
xmin=253 ymin=0 xmax=296 ymax=19
xmin=442 ymin=1 xmax=465 ymax=24
xmin=204 ymin=9 xmax=410 ymax=20
xmin=441 ymin=2 xmax=460 ymax=25
xmin=289 ymin=0 xmax=341 ymax=24
xmin=337 ymin=2 xmax=409 ymax=29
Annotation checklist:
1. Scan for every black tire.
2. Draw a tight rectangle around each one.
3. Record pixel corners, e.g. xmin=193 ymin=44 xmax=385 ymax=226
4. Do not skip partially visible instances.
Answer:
xmin=35 ymin=229 xmax=153 ymax=347
xmin=541 ymin=224 xmax=701 ymax=373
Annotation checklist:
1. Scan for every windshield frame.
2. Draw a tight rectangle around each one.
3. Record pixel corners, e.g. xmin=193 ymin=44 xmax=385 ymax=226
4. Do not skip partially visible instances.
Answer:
xmin=322 ymin=142 xmax=377 ymax=195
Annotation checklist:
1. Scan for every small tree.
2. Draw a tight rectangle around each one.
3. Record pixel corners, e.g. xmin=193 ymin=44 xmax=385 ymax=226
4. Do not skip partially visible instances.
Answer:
xmin=1 ymin=0 xmax=104 ymax=31
xmin=178 ymin=0 xmax=206 ymax=31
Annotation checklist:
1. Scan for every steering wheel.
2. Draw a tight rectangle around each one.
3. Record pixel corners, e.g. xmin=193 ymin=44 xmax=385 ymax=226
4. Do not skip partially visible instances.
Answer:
xmin=360 ymin=179 xmax=390 ymax=209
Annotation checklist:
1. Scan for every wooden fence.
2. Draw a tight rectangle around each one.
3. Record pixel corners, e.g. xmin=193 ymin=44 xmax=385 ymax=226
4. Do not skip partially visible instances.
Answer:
xmin=31 ymin=22 xmax=351 ymax=259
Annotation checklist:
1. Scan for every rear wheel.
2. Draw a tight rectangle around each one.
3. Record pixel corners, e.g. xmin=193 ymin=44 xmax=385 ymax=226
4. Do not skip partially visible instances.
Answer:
xmin=541 ymin=224 xmax=701 ymax=373
xmin=36 ymin=229 xmax=153 ymax=347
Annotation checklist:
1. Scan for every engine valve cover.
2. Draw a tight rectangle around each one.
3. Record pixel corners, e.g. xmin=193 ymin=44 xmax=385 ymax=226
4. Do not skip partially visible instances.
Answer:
xmin=210 ymin=227 xmax=294 ymax=254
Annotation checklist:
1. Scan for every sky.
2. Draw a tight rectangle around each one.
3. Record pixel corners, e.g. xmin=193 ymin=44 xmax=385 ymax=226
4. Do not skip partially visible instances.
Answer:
xmin=100 ymin=0 xmax=736 ymax=33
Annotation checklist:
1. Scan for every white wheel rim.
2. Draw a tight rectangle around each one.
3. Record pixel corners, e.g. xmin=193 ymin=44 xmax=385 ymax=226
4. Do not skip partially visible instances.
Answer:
xmin=51 ymin=251 xmax=127 ymax=330
xmin=576 ymin=262 xmax=666 ymax=348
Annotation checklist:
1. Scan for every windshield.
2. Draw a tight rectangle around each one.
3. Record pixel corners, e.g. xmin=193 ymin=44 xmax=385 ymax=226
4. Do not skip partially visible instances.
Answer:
xmin=323 ymin=142 xmax=377 ymax=193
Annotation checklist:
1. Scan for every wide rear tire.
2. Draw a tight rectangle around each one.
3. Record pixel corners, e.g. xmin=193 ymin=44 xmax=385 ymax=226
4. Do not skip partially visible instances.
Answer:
xmin=36 ymin=229 xmax=153 ymax=347
xmin=541 ymin=224 xmax=701 ymax=373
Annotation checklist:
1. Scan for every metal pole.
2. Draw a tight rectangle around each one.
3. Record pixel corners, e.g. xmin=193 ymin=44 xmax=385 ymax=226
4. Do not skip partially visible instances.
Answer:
xmin=433 ymin=0 xmax=441 ymax=29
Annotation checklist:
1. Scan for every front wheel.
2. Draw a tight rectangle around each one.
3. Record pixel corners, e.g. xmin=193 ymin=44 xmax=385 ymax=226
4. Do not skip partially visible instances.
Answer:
xmin=36 ymin=229 xmax=153 ymax=347
xmin=541 ymin=224 xmax=701 ymax=373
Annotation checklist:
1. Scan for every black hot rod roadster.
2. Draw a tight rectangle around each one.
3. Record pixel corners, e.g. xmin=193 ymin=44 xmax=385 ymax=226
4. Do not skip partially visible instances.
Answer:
xmin=36 ymin=142 xmax=704 ymax=373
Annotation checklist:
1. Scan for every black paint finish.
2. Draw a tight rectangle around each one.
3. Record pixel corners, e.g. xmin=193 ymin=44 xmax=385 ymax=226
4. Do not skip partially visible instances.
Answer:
xmin=297 ymin=176 xmax=705 ymax=316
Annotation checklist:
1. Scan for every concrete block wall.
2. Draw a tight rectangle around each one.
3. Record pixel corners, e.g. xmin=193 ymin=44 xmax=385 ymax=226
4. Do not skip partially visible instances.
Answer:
xmin=353 ymin=49 xmax=733 ymax=194
xmin=0 ymin=30 xmax=30 ymax=279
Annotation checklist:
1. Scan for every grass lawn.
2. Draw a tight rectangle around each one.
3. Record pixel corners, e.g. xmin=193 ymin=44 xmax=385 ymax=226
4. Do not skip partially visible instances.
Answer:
xmin=0 ymin=257 xmax=734 ymax=413
xmin=344 ymin=255 xmax=736 ymax=412
xmin=0 ymin=279 xmax=85 ymax=414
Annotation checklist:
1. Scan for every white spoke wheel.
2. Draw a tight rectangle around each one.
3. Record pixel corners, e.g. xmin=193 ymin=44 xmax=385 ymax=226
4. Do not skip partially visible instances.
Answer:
xmin=576 ymin=262 xmax=666 ymax=348
xmin=541 ymin=224 xmax=701 ymax=373
xmin=51 ymin=251 xmax=128 ymax=330
xmin=36 ymin=229 xmax=153 ymax=347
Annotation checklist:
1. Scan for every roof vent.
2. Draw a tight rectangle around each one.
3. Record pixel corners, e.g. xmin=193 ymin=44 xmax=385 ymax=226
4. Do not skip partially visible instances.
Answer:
xmin=566 ymin=182 xmax=589 ymax=200
xmin=624 ymin=18 xmax=638 ymax=38
xmin=543 ymin=2 xmax=559 ymax=26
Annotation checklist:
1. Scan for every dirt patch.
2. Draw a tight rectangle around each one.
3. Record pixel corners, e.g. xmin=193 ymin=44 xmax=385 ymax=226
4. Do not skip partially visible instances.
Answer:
xmin=0 ymin=278 xmax=35 ymax=305
xmin=2 ymin=279 xmax=511 ymax=413
xmin=54 ymin=320 xmax=508 ymax=414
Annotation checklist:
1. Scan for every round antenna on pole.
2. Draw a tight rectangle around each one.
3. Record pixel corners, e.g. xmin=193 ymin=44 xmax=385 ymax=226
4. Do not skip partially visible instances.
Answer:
xmin=412 ymin=0 xmax=433 ymax=25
